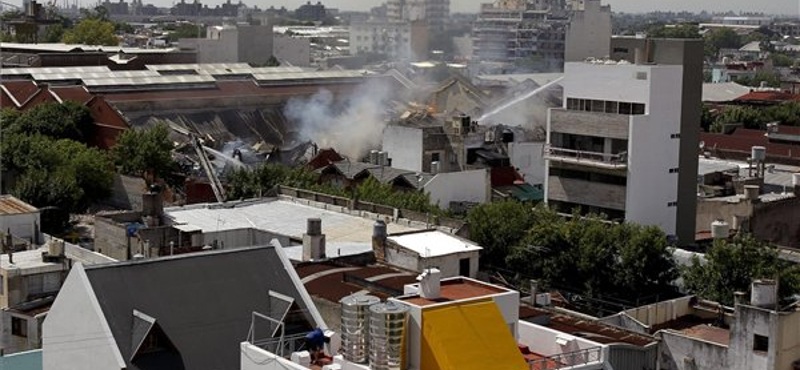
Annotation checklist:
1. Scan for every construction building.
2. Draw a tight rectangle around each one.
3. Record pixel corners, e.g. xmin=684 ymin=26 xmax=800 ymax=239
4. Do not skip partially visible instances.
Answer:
xmin=544 ymin=38 xmax=703 ymax=244
xmin=472 ymin=0 xmax=611 ymax=72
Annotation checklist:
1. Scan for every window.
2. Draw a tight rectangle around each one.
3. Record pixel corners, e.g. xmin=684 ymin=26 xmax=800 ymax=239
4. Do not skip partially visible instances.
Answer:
xmin=635 ymin=71 xmax=648 ymax=80
xmin=11 ymin=317 xmax=27 ymax=337
xmin=632 ymin=103 xmax=646 ymax=115
xmin=754 ymin=334 xmax=769 ymax=352
xmin=669 ymin=168 xmax=679 ymax=174
xmin=431 ymin=152 xmax=441 ymax=162
xmin=668 ymin=201 xmax=678 ymax=207
xmin=670 ymin=133 xmax=681 ymax=139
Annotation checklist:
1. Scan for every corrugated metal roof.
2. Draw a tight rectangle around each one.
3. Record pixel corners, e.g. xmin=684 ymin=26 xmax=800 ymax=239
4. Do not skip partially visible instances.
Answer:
xmin=702 ymin=82 xmax=750 ymax=102
xmin=253 ymin=70 xmax=371 ymax=82
xmin=0 ymin=195 xmax=38 ymax=215
xmin=146 ymin=63 xmax=252 ymax=71
xmin=1 ymin=66 xmax=111 ymax=76
xmin=30 ymin=70 xmax=161 ymax=81
xmin=82 ymin=75 xmax=217 ymax=87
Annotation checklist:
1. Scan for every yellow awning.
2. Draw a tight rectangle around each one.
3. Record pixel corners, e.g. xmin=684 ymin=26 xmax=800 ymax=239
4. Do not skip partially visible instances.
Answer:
xmin=421 ymin=300 xmax=528 ymax=370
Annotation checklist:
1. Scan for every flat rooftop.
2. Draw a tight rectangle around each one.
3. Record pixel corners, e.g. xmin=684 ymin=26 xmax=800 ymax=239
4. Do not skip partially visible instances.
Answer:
xmin=164 ymin=198 xmax=419 ymax=244
xmin=519 ymin=306 xmax=657 ymax=347
xmin=680 ymin=324 xmax=731 ymax=346
xmin=295 ymin=262 xmax=417 ymax=302
xmin=388 ymin=230 xmax=482 ymax=257
xmin=0 ymin=195 xmax=38 ymax=215
xmin=399 ymin=278 xmax=508 ymax=307
xmin=1 ymin=247 xmax=64 ymax=274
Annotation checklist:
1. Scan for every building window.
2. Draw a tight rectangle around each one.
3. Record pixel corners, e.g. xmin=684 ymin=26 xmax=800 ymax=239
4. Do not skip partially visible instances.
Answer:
xmin=431 ymin=152 xmax=441 ymax=162
xmin=669 ymin=168 xmax=679 ymax=174
xmin=667 ymin=201 xmax=678 ymax=207
xmin=635 ymin=71 xmax=648 ymax=80
xmin=670 ymin=133 xmax=681 ymax=139
xmin=754 ymin=334 xmax=769 ymax=352
xmin=12 ymin=317 xmax=27 ymax=337
xmin=632 ymin=103 xmax=646 ymax=115
xmin=459 ymin=258 xmax=470 ymax=276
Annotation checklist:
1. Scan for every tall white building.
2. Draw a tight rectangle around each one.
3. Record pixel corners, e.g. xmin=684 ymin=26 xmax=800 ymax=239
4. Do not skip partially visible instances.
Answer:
xmin=544 ymin=38 xmax=703 ymax=244
xmin=349 ymin=20 xmax=428 ymax=61
xmin=386 ymin=0 xmax=449 ymax=31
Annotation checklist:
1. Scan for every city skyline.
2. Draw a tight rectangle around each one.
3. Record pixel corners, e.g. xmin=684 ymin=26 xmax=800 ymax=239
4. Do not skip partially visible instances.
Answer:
xmin=37 ymin=0 xmax=800 ymax=16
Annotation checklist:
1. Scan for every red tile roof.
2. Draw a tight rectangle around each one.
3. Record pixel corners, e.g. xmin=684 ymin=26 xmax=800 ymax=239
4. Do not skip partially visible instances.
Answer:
xmin=735 ymin=91 xmax=800 ymax=102
xmin=50 ymin=86 xmax=94 ymax=104
xmin=1 ymin=80 xmax=40 ymax=107
xmin=308 ymin=148 xmax=345 ymax=170
xmin=701 ymin=129 xmax=800 ymax=161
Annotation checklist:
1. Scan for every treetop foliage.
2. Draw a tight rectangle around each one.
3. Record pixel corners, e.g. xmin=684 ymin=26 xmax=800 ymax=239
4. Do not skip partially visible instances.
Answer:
xmin=111 ymin=123 xmax=176 ymax=180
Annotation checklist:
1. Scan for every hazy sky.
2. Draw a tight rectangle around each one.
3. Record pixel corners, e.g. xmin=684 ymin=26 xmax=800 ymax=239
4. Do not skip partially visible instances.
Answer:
xmin=236 ymin=0 xmax=799 ymax=15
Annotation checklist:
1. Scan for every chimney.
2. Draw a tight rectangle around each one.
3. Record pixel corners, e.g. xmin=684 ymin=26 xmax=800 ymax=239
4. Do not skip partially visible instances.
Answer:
xmin=530 ymin=279 xmax=539 ymax=306
xmin=417 ymin=268 xmax=441 ymax=300
xmin=744 ymin=185 xmax=760 ymax=202
xmin=302 ymin=218 xmax=326 ymax=261
xmin=372 ymin=220 xmax=387 ymax=261
xmin=142 ymin=185 xmax=164 ymax=225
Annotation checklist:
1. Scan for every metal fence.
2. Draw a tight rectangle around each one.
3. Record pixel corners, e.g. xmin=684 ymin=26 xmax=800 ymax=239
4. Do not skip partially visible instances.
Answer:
xmin=544 ymin=145 xmax=628 ymax=168
xmin=528 ymin=346 xmax=603 ymax=370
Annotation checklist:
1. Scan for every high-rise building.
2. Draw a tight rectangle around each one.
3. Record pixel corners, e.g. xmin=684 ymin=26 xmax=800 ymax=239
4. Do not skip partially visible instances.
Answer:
xmin=472 ymin=0 xmax=610 ymax=71
xmin=386 ymin=0 xmax=450 ymax=31
xmin=544 ymin=38 xmax=703 ymax=245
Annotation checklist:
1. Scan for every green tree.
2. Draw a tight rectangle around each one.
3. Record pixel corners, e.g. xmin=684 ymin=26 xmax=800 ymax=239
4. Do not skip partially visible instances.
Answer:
xmin=43 ymin=24 xmax=65 ymax=43
xmin=467 ymin=201 xmax=535 ymax=267
xmin=771 ymin=53 xmax=795 ymax=68
xmin=647 ymin=24 xmax=702 ymax=39
xmin=10 ymin=101 xmax=93 ymax=141
xmin=111 ymin=123 xmax=176 ymax=179
xmin=736 ymin=71 xmax=782 ymax=88
xmin=704 ymin=28 xmax=742 ymax=58
xmin=683 ymin=235 xmax=800 ymax=306
xmin=713 ymin=105 xmax=764 ymax=130
xmin=166 ymin=23 xmax=204 ymax=41
xmin=62 ymin=18 xmax=118 ymax=46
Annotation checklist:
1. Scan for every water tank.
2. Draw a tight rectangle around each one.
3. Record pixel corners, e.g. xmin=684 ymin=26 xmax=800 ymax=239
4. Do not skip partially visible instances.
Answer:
xmin=751 ymin=146 xmax=766 ymax=162
xmin=751 ymin=279 xmax=777 ymax=308
xmin=711 ymin=220 xmax=730 ymax=239
xmin=502 ymin=129 xmax=514 ymax=143
xmin=373 ymin=220 xmax=387 ymax=239
xmin=369 ymin=150 xmax=379 ymax=165
xmin=369 ymin=302 xmax=409 ymax=370
xmin=340 ymin=294 xmax=380 ymax=363
xmin=431 ymin=161 xmax=440 ymax=175
xmin=48 ymin=239 xmax=65 ymax=257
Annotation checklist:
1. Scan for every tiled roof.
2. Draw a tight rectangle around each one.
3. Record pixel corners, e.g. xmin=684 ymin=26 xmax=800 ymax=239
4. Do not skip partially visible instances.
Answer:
xmin=735 ymin=91 xmax=800 ymax=102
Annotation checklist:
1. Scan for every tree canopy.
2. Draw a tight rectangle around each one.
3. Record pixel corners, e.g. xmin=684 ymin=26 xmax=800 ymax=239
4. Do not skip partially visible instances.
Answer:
xmin=62 ymin=18 xmax=118 ymax=46
xmin=708 ymin=102 xmax=800 ymax=132
xmin=1 ymin=105 xmax=114 ymax=233
xmin=111 ymin=123 xmax=176 ymax=180
xmin=682 ymin=235 xmax=800 ymax=306
xmin=704 ymin=28 xmax=742 ymax=58
xmin=647 ymin=24 xmax=701 ymax=39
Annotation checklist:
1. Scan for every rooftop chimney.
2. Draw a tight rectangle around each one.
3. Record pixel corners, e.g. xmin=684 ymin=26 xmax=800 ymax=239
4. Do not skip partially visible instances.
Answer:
xmin=372 ymin=220 xmax=387 ymax=261
xmin=744 ymin=185 xmax=760 ymax=202
xmin=302 ymin=218 xmax=326 ymax=261
xmin=417 ymin=268 xmax=441 ymax=300
xmin=142 ymin=185 xmax=164 ymax=225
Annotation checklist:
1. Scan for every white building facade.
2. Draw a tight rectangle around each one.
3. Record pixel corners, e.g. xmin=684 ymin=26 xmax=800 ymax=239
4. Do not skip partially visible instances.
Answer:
xmin=544 ymin=58 xmax=692 ymax=240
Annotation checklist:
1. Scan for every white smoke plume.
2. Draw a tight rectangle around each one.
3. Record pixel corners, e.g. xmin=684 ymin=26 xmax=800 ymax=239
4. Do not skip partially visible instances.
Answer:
xmin=284 ymin=80 xmax=392 ymax=160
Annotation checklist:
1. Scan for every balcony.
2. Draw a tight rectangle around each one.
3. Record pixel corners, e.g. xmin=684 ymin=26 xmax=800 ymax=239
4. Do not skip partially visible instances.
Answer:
xmin=544 ymin=145 xmax=628 ymax=170
xmin=550 ymin=109 xmax=630 ymax=140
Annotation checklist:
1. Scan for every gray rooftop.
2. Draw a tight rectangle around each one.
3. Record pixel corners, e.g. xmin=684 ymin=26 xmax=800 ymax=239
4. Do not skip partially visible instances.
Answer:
xmin=163 ymin=198 xmax=419 ymax=244
xmin=702 ymin=82 xmax=750 ymax=102
xmin=84 ymin=246 xmax=317 ymax=370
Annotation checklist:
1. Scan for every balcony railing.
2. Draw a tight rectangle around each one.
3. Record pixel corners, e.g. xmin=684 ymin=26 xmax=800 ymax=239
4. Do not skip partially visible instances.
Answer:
xmin=528 ymin=346 xmax=603 ymax=370
xmin=544 ymin=145 xmax=628 ymax=169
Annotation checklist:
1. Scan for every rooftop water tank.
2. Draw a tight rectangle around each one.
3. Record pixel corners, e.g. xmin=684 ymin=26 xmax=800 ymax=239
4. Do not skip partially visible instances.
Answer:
xmin=751 ymin=146 xmax=766 ymax=162
xmin=369 ymin=302 xmax=409 ymax=370
xmin=751 ymin=279 xmax=777 ymax=308
xmin=340 ymin=294 xmax=380 ymax=364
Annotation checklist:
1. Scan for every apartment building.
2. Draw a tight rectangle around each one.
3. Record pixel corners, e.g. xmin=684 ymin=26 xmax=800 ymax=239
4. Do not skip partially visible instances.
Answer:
xmin=386 ymin=0 xmax=449 ymax=31
xmin=472 ymin=0 xmax=610 ymax=71
xmin=349 ymin=20 xmax=428 ymax=61
xmin=544 ymin=38 xmax=703 ymax=244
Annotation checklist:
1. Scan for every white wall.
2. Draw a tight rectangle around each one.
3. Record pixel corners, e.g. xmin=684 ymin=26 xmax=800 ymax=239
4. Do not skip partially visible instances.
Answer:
xmin=273 ymin=35 xmax=311 ymax=67
xmin=562 ymin=62 xmax=651 ymax=104
xmin=418 ymin=252 xmax=480 ymax=278
xmin=625 ymin=65 xmax=683 ymax=236
xmin=424 ymin=169 xmax=490 ymax=209
xmin=508 ymin=142 xmax=546 ymax=185
xmin=382 ymin=125 xmax=424 ymax=172
xmin=43 ymin=264 xmax=125 ymax=370
xmin=517 ymin=321 xmax=604 ymax=360
xmin=565 ymin=0 xmax=611 ymax=62
xmin=0 ymin=212 xmax=40 ymax=243
xmin=240 ymin=342 xmax=309 ymax=370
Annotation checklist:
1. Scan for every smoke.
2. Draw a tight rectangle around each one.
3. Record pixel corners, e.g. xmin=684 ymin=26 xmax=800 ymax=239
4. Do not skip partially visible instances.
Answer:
xmin=284 ymin=80 xmax=392 ymax=160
